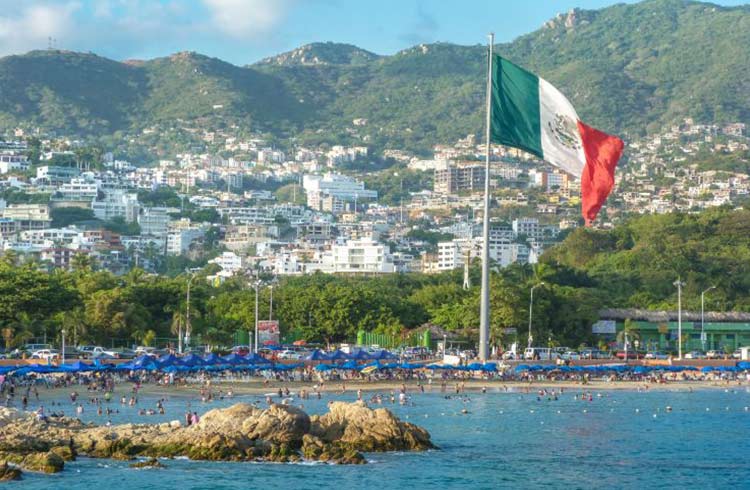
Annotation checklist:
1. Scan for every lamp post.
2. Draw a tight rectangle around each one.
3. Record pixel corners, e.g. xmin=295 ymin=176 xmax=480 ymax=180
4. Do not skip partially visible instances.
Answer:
xmin=183 ymin=271 xmax=195 ymax=353
xmin=701 ymin=286 xmax=716 ymax=352
xmin=528 ymin=282 xmax=545 ymax=349
xmin=253 ymin=279 xmax=262 ymax=353
xmin=674 ymin=278 xmax=686 ymax=359
xmin=269 ymin=284 xmax=274 ymax=321
xmin=61 ymin=328 xmax=66 ymax=366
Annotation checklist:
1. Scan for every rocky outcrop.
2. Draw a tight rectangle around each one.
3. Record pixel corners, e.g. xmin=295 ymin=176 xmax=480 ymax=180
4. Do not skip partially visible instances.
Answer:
xmin=0 ymin=462 xmax=21 ymax=481
xmin=0 ymin=402 xmax=433 ymax=474
xmin=310 ymin=401 xmax=435 ymax=452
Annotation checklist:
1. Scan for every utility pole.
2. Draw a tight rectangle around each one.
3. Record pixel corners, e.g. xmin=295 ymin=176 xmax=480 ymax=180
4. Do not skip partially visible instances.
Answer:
xmin=674 ymin=278 xmax=685 ymax=359
xmin=463 ymin=248 xmax=471 ymax=290
xmin=184 ymin=272 xmax=194 ymax=351
xmin=269 ymin=284 xmax=274 ymax=321
xmin=253 ymin=279 xmax=262 ymax=353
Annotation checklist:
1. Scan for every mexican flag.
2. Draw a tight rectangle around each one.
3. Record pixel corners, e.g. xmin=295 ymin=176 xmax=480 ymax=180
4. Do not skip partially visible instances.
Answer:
xmin=489 ymin=55 xmax=624 ymax=224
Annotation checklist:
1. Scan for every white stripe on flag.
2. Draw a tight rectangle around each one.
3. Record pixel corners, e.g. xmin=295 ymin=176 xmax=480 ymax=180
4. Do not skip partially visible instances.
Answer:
xmin=538 ymin=77 xmax=586 ymax=178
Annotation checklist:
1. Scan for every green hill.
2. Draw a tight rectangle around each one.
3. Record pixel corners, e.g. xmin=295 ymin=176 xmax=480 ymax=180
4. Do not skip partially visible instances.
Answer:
xmin=0 ymin=0 xmax=747 ymax=151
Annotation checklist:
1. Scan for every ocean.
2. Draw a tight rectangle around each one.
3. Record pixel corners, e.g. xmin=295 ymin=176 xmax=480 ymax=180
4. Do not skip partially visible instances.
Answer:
xmin=13 ymin=386 xmax=750 ymax=489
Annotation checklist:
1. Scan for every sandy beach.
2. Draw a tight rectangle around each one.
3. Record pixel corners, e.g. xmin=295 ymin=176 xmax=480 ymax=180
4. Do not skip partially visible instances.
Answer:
xmin=22 ymin=377 xmax=749 ymax=405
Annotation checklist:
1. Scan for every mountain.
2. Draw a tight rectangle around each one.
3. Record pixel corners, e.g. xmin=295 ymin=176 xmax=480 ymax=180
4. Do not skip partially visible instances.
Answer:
xmin=0 ymin=0 xmax=748 ymax=152
xmin=256 ymin=42 xmax=381 ymax=66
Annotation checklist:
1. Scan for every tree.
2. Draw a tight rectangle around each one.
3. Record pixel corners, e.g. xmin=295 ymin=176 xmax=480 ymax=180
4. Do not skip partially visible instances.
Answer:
xmin=616 ymin=319 xmax=640 ymax=347
xmin=50 ymin=207 xmax=96 ymax=227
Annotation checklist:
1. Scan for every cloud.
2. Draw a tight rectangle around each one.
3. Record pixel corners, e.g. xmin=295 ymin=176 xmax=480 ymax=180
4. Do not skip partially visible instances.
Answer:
xmin=0 ymin=2 xmax=81 ymax=56
xmin=203 ymin=0 xmax=294 ymax=39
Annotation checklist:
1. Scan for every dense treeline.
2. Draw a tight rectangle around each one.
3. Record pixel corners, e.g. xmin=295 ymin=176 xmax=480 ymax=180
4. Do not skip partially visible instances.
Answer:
xmin=2 ymin=207 xmax=749 ymax=351
xmin=0 ymin=253 xmax=600 ymax=351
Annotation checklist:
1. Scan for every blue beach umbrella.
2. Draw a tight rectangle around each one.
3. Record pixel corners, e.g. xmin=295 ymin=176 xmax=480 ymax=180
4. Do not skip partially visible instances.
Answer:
xmin=304 ymin=350 xmax=330 ymax=361
xmin=181 ymin=353 xmax=206 ymax=367
xmin=203 ymin=353 xmax=222 ymax=365
xmin=339 ymin=360 xmax=359 ymax=369
xmin=61 ymin=360 xmax=93 ymax=372
xmin=328 ymin=350 xmax=348 ymax=361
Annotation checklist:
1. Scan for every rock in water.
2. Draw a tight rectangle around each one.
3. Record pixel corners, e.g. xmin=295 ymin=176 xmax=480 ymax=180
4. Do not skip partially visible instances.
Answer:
xmin=129 ymin=458 xmax=166 ymax=469
xmin=0 ymin=402 xmax=433 ymax=473
xmin=0 ymin=462 xmax=22 ymax=481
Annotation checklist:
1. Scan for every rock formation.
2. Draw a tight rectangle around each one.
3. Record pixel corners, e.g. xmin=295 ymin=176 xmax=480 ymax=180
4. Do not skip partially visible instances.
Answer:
xmin=0 ymin=401 xmax=434 ymax=475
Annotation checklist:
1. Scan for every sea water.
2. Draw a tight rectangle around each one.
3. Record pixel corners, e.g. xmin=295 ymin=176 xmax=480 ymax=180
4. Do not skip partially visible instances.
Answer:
xmin=13 ymin=387 xmax=750 ymax=489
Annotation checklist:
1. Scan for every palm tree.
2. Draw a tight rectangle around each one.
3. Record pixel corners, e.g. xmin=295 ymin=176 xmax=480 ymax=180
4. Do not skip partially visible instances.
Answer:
xmin=616 ymin=318 xmax=641 ymax=347
xmin=7 ymin=312 xmax=39 ymax=348
xmin=1 ymin=250 xmax=19 ymax=267
xmin=70 ymin=253 xmax=93 ymax=272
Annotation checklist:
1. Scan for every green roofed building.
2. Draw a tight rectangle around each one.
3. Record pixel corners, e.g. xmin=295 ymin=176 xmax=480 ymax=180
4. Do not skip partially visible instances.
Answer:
xmin=596 ymin=309 xmax=750 ymax=353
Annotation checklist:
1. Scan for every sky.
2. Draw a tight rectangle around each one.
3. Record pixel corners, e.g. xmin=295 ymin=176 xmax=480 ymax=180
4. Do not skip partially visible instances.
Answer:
xmin=0 ymin=0 xmax=746 ymax=65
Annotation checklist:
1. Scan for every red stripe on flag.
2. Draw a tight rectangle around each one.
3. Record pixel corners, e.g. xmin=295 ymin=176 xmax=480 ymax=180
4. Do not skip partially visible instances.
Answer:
xmin=577 ymin=121 xmax=624 ymax=225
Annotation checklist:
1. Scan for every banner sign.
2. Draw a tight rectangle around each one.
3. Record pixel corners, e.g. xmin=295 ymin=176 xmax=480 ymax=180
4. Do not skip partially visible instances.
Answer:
xmin=257 ymin=320 xmax=280 ymax=344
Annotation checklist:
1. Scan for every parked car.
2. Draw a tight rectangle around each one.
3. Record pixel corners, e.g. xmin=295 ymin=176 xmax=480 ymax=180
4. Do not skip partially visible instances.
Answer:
xmin=644 ymin=351 xmax=669 ymax=360
xmin=501 ymin=351 xmax=519 ymax=360
xmin=615 ymin=350 xmax=644 ymax=360
xmin=231 ymin=345 xmax=250 ymax=356
xmin=106 ymin=348 xmax=137 ymax=359
xmin=31 ymin=349 xmax=59 ymax=360
xmin=706 ymin=350 xmax=723 ymax=359
xmin=134 ymin=346 xmax=157 ymax=357
xmin=523 ymin=348 xmax=559 ymax=361
xmin=560 ymin=350 xmax=581 ymax=360
xmin=277 ymin=350 xmax=302 ymax=360
xmin=684 ymin=351 xmax=705 ymax=359
xmin=24 ymin=343 xmax=52 ymax=355
xmin=732 ymin=349 xmax=742 ymax=359
xmin=581 ymin=349 xmax=611 ymax=359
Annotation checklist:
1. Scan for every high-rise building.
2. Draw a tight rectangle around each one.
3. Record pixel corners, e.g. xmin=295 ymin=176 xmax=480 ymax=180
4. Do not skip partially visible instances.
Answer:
xmin=434 ymin=163 xmax=485 ymax=195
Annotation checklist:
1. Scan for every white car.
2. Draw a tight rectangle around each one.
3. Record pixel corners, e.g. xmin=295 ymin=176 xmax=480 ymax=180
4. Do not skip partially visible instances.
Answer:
xmin=560 ymin=351 xmax=581 ymax=360
xmin=684 ymin=351 xmax=705 ymax=359
xmin=277 ymin=350 xmax=302 ymax=360
xmin=31 ymin=349 xmax=59 ymax=360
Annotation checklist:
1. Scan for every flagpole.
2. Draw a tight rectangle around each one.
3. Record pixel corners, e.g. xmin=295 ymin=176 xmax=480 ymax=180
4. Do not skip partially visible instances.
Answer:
xmin=479 ymin=32 xmax=494 ymax=362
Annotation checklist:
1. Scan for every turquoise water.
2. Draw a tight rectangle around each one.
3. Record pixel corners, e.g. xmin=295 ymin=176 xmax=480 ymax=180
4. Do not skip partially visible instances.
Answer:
xmin=13 ymin=387 xmax=750 ymax=489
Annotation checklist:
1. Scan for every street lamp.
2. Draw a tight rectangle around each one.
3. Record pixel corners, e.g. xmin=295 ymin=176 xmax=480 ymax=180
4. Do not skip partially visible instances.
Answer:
xmin=252 ymin=279 xmax=262 ymax=353
xmin=673 ymin=278 xmax=685 ymax=359
xmin=528 ymin=282 xmax=545 ymax=349
xmin=61 ymin=328 xmax=66 ymax=366
xmin=183 ymin=271 xmax=196 ymax=353
xmin=269 ymin=284 xmax=274 ymax=321
xmin=701 ymin=286 xmax=716 ymax=351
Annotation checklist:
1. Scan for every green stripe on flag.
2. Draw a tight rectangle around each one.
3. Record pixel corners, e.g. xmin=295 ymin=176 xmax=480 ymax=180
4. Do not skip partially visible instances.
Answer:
xmin=490 ymin=55 xmax=543 ymax=158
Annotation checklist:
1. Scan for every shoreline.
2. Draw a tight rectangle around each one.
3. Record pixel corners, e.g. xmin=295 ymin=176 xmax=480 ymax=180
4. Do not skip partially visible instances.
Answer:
xmin=23 ymin=378 xmax=749 ymax=404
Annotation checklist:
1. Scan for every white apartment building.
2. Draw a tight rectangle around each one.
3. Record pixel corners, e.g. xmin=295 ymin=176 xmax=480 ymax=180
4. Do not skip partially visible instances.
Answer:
xmin=92 ymin=191 xmax=140 ymax=222
xmin=36 ymin=166 xmax=80 ymax=184
xmin=303 ymin=173 xmax=377 ymax=211
xmin=166 ymin=227 xmax=205 ymax=255
xmin=0 ymin=154 xmax=29 ymax=174
xmin=0 ymin=204 xmax=52 ymax=236
xmin=19 ymin=228 xmax=81 ymax=247
xmin=208 ymin=251 xmax=244 ymax=275
xmin=218 ymin=207 xmax=274 ymax=225
xmin=55 ymin=179 xmax=99 ymax=201
xmin=138 ymin=207 xmax=171 ymax=236
xmin=308 ymin=239 xmax=394 ymax=274
xmin=512 ymin=217 xmax=541 ymax=240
